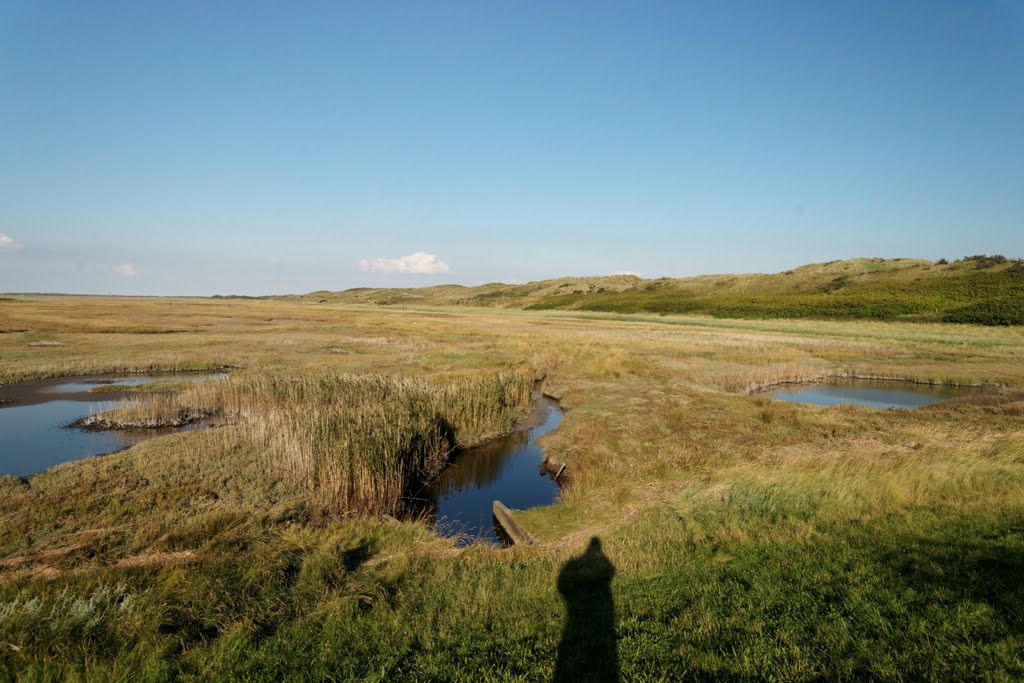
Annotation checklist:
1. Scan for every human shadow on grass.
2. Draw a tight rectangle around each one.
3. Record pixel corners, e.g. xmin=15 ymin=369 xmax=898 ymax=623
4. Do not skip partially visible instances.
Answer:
xmin=554 ymin=537 xmax=619 ymax=682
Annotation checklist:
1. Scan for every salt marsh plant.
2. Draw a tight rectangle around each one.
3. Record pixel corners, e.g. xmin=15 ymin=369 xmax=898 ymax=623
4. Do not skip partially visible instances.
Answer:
xmin=91 ymin=371 xmax=533 ymax=517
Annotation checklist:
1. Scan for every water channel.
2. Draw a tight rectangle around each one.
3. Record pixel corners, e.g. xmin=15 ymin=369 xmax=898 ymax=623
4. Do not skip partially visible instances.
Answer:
xmin=416 ymin=395 xmax=564 ymax=545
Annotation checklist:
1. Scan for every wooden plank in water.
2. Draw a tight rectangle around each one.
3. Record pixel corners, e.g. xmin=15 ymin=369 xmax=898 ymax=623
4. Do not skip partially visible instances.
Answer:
xmin=540 ymin=456 xmax=569 ymax=482
xmin=492 ymin=500 xmax=537 ymax=545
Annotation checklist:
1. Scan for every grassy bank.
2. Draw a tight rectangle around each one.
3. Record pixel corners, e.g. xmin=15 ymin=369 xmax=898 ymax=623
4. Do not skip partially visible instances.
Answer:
xmin=1 ymin=295 xmax=1022 ymax=679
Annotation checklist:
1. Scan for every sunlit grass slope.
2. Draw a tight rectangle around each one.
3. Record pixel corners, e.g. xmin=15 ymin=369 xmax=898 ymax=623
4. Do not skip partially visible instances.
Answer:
xmin=0 ymin=295 xmax=1022 ymax=679
xmin=295 ymin=255 xmax=1024 ymax=325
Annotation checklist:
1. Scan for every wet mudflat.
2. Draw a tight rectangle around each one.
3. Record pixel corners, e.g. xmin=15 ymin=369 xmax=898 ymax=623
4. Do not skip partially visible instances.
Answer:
xmin=0 ymin=372 xmax=225 ymax=477
xmin=416 ymin=395 xmax=564 ymax=545
xmin=769 ymin=379 xmax=981 ymax=409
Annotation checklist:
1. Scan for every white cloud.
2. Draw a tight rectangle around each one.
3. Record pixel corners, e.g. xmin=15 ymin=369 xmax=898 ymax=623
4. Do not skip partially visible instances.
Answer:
xmin=358 ymin=251 xmax=451 ymax=275
xmin=113 ymin=263 xmax=139 ymax=278
xmin=0 ymin=233 xmax=23 ymax=251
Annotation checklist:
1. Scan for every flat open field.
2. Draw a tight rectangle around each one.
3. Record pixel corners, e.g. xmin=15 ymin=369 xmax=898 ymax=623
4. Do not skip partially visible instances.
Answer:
xmin=1 ymin=296 xmax=1022 ymax=680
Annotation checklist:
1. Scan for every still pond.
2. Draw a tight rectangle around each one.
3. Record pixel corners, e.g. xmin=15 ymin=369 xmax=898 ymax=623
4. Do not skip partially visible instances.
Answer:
xmin=768 ymin=379 xmax=981 ymax=409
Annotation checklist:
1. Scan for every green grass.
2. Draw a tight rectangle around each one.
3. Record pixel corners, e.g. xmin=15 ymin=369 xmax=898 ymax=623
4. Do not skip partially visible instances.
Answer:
xmin=526 ymin=263 xmax=1024 ymax=324
xmin=2 ymin=489 xmax=1020 ymax=680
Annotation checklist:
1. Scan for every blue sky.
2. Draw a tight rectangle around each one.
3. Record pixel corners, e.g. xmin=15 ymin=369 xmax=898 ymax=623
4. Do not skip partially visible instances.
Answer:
xmin=1 ymin=1 xmax=1022 ymax=295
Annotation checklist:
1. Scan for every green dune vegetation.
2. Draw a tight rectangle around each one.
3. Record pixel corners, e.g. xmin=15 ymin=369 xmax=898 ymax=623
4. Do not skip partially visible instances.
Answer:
xmin=0 ymin=264 xmax=1023 ymax=679
xmin=293 ymin=255 xmax=1024 ymax=325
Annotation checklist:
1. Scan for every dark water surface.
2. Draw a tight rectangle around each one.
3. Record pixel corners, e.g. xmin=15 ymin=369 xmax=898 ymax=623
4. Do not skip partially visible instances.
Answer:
xmin=0 ymin=373 xmax=225 ymax=477
xmin=418 ymin=396 xmax=564 ymax=545
xmin=770 ymin=379 xmax=979 ymax=409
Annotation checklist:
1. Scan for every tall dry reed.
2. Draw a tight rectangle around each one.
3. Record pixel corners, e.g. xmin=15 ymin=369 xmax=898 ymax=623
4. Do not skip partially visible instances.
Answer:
xmin=91 ymin=371 xmax=533 ymax=516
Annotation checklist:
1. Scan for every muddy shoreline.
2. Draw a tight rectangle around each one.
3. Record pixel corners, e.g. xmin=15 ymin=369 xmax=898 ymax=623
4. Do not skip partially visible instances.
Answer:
xmin=746 ymin=372 xmax=1005 ymax=396
xmin=72 ymin=408 xmax=217 ymax=431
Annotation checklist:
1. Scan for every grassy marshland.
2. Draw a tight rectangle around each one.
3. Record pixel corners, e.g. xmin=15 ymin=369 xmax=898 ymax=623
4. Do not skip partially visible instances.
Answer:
xmin=86 ymin=372 xmax=532 ymax=516
xmin=0 ymin=294 xmax=1022 ymax=680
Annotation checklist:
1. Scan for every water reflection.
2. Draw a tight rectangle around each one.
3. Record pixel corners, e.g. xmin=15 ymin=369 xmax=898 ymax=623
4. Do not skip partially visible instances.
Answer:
xmin=434 ymin=429 xmax=530 ymax=494
xmin=413 ymin=396 xmax=564 ymax=545
xmin=770 ymin=379 xmax=980 ymax=410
